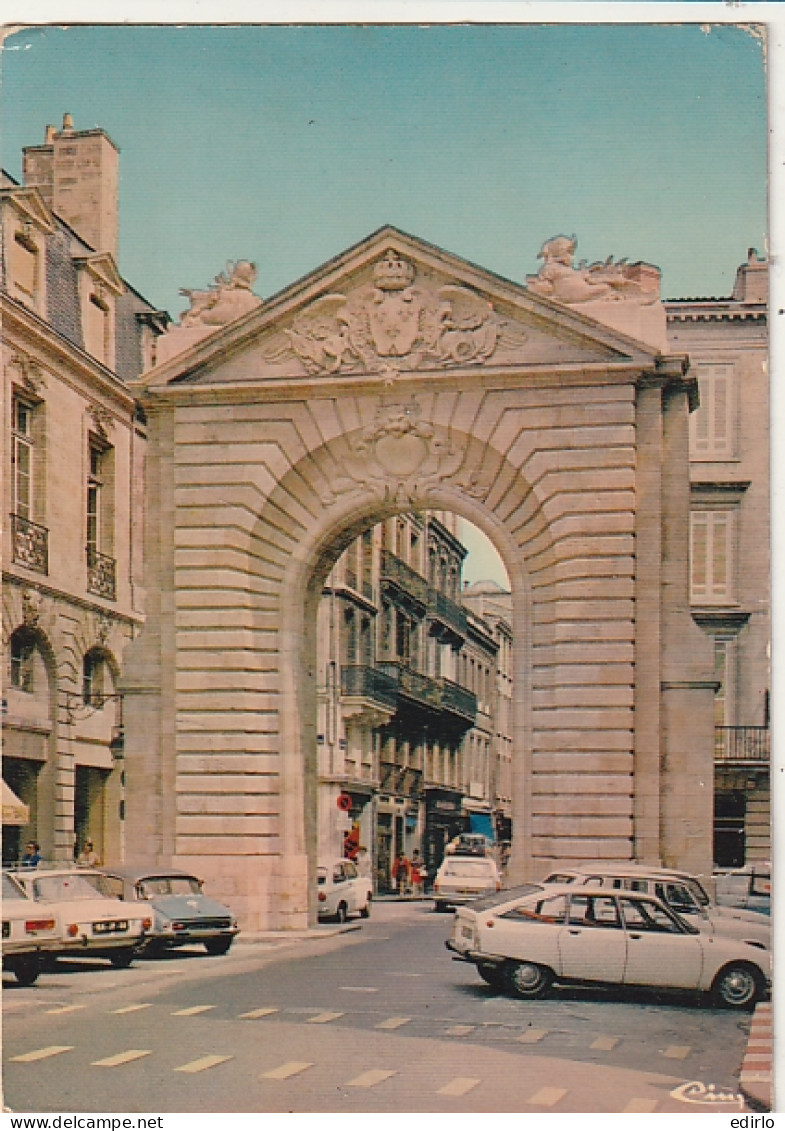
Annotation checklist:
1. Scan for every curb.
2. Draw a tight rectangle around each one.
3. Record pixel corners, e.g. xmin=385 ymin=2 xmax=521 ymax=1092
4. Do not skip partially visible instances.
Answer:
xmin=739 ymin=1001 xmax=773 ymax=1111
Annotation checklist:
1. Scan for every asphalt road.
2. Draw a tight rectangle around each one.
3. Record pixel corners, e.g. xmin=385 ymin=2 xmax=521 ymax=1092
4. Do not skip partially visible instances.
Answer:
xmin=3 ymin=901 xmax=755 ymax=1114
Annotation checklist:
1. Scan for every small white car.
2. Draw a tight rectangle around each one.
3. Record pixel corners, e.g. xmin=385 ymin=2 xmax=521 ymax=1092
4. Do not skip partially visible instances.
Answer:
xmin=433 ymin=855 xmax=501 ymax=911
xmin=8 ymin=867 xmax=152 ymax=968
xmin=446 ymin=882 xmax=770 ymax=1010
xmin=542 ymin=863 xmax=770 ymax=950
xmin=2 ymin=871 xmax=62 ymax=984
xmin=317 ymin=859 xmax=372 ymax=922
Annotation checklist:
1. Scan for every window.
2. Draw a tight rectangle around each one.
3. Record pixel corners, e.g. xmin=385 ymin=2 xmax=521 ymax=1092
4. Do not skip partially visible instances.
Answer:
xmin=12 ymin=398 xmax=35 ymax=520
xmin=690 ymin=509 xmax=734 ymax=603
xmin=10 ymin=630 xmax=36 ymax=693
xmin=690 ymin=363 xmax=735 ymax=459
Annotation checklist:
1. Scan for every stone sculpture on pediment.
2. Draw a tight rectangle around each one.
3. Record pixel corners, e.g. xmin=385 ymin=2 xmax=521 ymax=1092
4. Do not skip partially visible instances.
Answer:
xmin=527 ymin=235 xmax=659 ymax=306
xmin=274 ymin=249 xmax=514 ymax=377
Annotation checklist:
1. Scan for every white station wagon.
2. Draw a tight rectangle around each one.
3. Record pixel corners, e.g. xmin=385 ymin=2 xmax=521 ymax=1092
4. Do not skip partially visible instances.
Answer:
xmin=446 ymin=882 xmax=770 ymax=1010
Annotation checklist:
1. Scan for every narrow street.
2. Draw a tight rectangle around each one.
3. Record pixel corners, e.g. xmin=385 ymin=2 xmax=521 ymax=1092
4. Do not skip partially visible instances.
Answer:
xmin=3 ymin=902 xmax=755 ymax=1114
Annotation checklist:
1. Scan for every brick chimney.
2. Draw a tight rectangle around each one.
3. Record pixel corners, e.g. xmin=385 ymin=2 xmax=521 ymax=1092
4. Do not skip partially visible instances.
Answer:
xmin=23 ymin=113 xmax=119 ymax=259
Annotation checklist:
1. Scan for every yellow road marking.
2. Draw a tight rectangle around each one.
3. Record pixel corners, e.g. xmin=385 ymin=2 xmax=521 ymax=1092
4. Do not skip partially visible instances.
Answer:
xmin=518 ymin=1028 xmax=547 ymax=1043
xmin=112 ymin=1004 xmax=153 ymax=1015
xmin=261 ymin=1061 xmax=314 ymax=1080
xmin=528 ymin=1086 xmax=567 ymax=1107
xmin=591 ymin=1035 xmax=620 ymax=1051
xmin=172 ymin=1005 xmax=215 ymax=1016
xmin=11 ymin=1046 xmax=73 ymax=1063
xmin=345 ymin=1069 xmax=396 ymax=1088
xmin=623 ymin=1099 xmax=658 ymax=1113
xmin=175 ymin=1055 xmax=233 ymax=1073
xmin=438 ymin=1077 xmax=480 ymax=1097
xmin=92 ymin=1050 xmax=151 ymax=1067
xmin=375 ymin=1016 xmax=410 ymax=1030
xmin=662 ymin=1045 xmax=690 ymax=1059
xmin=239 ymin=1007 xmax=279 ymax=1019
xmin=306 ymin=1011 xmax=344 ymax=1023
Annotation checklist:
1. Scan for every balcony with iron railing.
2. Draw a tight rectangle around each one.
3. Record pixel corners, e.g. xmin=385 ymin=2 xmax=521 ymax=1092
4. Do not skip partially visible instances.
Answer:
xmin=714 ymin=726 xmax=770 ymax=764
xmin=11 ymin=514 xmax=48 ymax=574
xmin=86 ymin=547 xmax=117 ymax=601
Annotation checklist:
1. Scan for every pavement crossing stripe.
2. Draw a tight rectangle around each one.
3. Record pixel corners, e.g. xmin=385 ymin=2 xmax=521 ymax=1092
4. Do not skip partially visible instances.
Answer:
xmin=175 ymin=1055 xmax=233 ymax=1074
xmin=45 ymin=1005 xmax=86 ymax=1015
xmin=239 ymin=1007 xmax=279 ymax=1019
xmin=528 ymin=1086 xmax=567 ymax=1107
xmin=517 ymin=1029 xmax=547 ymax=1044
xmin=112 ymin=1004 xmax=153 ymax=1015
xmin=591 ymin=1036 xmax=620 ymax=1051
xmin=306 ymin=1011 xmax=344 ymax=1023
xmin=376 ymin=1016 xmax=411 ymax=1030
xmin=622 ymin=1099 xmax=659 ymax=1113
xmin=438 ymin=1077 xmax=480 ymax=1097
xmin=345 ymin=1069 xmax=396 ymax=1088
xmin=92 ymin=1050 xmax=151 ymax=1067
xmin=445 ymin=1025 xmax=475 ymax=1036
xmin=261 ymin=1061 xmax=314 ymax=1080
xmin=172 ymin=1005 xmax=216 ymax=1016
xmin=11 ymin=1046 xmax=73 ymax=1063
xmin=662 ymin=1045 xmax=691 ymax=1059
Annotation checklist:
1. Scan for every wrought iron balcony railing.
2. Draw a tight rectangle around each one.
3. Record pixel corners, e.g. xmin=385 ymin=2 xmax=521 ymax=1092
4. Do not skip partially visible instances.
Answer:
xmin=86 ymin=547 xmax=117 ymax=600
xmin=11 ymin=513 xmax=48 ymax=574
xmin=715 ymin=726 xmax=770 ymax=764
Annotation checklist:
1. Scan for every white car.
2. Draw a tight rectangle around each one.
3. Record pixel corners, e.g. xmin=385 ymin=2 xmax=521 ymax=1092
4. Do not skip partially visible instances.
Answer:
xmin=446 ymin=882 xmax=770 ymax=1010
xmin=8 ymin=867 xmax=152 ymax=967
xmin=542 ymin=863 xmax=770 ymax=950
xmin=433 ymin=855 xmax=501 ymax=911
xmin=2 ymin=871 xmax=62 ymax=984
xmin=317 ymin=859 xmax=372 ymax=922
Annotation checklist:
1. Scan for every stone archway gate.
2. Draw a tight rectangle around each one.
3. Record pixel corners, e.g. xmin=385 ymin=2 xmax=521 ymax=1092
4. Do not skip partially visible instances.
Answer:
xmin=125 ymin=227 xmax=716 ymax=931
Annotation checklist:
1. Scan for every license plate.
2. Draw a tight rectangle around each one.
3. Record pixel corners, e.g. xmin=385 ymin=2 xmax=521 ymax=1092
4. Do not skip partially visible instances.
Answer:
xmin=93 ymin=920 xmax=129 ymax=934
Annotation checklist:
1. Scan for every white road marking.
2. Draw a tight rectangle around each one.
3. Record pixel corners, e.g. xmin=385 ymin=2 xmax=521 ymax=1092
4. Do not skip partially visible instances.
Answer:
xmin=528 ymin=1086 xmax=567 ymax=1107
xmin=175 ymin=1055 xmax=233 ymax=1073
xmin=11 ymin=1046 xmax=73 ymax=1063
xmin=517 ymin=1028 xmax=548 ymax=1043
xmin=345 ymin=1069 xmax=396 ymax=1088
xmin=171 ymin=1005 xmax=215 ymax=1016
xmin=261 ymin=1061 xmax=314 ymax=1080
xmin=239 ymin=1007 xmax=279 ymax=1019
xmin=438 ymin=1077 xmax=480 ymax=1097
xmin=623 ymin=1098 xmax=659 ymax=1113
xmin=306 ymin=1011 xmax=344 ymax=1023
xmin=92 ymin=1049 xmax=151 ymax=1067
xmin=662 ymin=1045 xmax=691 ymax=1059
xmin=375 ymin=1016 xmax=410 ymax=1030
xmin=591 ymin=1035 xmax=620 ymax=1051
xmin=112 ymin=1004 xmax=153 ymax=1015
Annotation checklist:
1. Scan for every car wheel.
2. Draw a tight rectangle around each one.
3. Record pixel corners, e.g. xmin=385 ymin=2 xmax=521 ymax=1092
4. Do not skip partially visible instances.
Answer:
xmin=12 ymin=956 xmax=42 ymax=986
xmin=359 ymin=897 xmax=371 ymax=919
xmin=477 ymin=962 xmax=505 ymax=988
xmin=109 ymin=949 xmax=135 ymax=969
xmin=204 ymin=937 xmax=233 ymax=956
xmin=505 ymin=961 xmax=554 ymax=1000
xmin=335 ymin=902 xmax=348 ymax=924
xmin=712 ymin=962 xmax=764 ymax=1010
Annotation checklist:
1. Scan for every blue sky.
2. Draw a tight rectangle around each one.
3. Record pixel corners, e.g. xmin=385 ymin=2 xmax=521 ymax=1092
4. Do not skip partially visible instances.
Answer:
xmin=0 ymin=17 xmax=771 ymax=586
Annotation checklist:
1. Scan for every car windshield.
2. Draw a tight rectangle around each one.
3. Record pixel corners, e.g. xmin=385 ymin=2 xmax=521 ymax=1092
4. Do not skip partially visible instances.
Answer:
xmin=2 ymin=873 xmax=28 ymax=901
xmin=443 ymin=860 xmax=494 ymax=877
xmin=138 ymin=876 xmax=202 ymax=897
xmin=32 ymin=874 xmax=106 ymax=901
xmin=468 ymin=883 xmax=542 ymax=911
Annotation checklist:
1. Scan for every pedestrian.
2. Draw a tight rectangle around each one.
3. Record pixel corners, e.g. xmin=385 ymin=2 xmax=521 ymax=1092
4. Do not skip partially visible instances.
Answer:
xmin=392 ymin=852 xmax=411 ymax=896
xmin=20 ymin=841 xmax=41 ymax=868
xmin=77 ymin=839 xmax=99 ymax=866
xmin=410 ymin=850 xmax=426 ymax=897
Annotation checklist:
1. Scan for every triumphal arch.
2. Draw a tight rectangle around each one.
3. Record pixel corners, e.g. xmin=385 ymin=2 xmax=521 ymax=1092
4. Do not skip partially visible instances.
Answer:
xmin=125 ymin=228 xmax=716 ymax=930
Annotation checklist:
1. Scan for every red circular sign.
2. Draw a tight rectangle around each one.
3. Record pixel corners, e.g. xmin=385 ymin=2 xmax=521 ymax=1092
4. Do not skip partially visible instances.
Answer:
xmin=337 ymin=792 xmax=352 ymax=812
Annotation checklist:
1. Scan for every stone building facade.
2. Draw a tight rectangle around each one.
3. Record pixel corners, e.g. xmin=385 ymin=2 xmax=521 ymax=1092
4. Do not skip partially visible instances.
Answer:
xmin=126 ymin=227 xmax=717 ymax=931
xmin=1 ymin=116 xmax=165 ymax=864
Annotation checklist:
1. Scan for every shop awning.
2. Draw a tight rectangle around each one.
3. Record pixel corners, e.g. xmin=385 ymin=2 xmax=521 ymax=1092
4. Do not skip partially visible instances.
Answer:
xmin=2 ymin=779 xmax=29 ymax=826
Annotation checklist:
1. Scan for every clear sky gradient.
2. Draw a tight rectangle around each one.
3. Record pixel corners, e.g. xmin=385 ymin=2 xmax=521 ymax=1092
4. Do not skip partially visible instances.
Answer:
xmin=1 ymin=19 xmax=770 ymax=587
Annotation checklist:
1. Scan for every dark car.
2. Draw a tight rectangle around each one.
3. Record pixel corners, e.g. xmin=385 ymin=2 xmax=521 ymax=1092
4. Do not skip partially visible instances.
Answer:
xmin=88 ymin=867 xmax=239 ymax=955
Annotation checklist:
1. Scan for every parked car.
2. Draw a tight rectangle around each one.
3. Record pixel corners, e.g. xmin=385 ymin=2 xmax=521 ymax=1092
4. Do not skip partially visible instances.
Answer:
xmin=317 ymin=859 xmax=372 ymax=922
xmin=446 ymin=882 xmax=770 ymax=1010
xmin=7 ymin=867 xmax=151 ymax=968
xmin=2 ymin=871 xmax=62 ymax=985
xmin=85 ymin=867 xmax=239 ymax=955
xmin=541 ymin=863 xmax=770 ymax=950
xmin=714 ymin=864 xmax=771 ymax=916
xmin=433 ymin=855 xmax=501 ymax=911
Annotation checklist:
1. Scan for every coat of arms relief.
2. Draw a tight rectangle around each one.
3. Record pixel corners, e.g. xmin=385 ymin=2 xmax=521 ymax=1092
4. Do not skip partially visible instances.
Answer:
xmin=265 ymin=249 xmax=522 ymax=377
